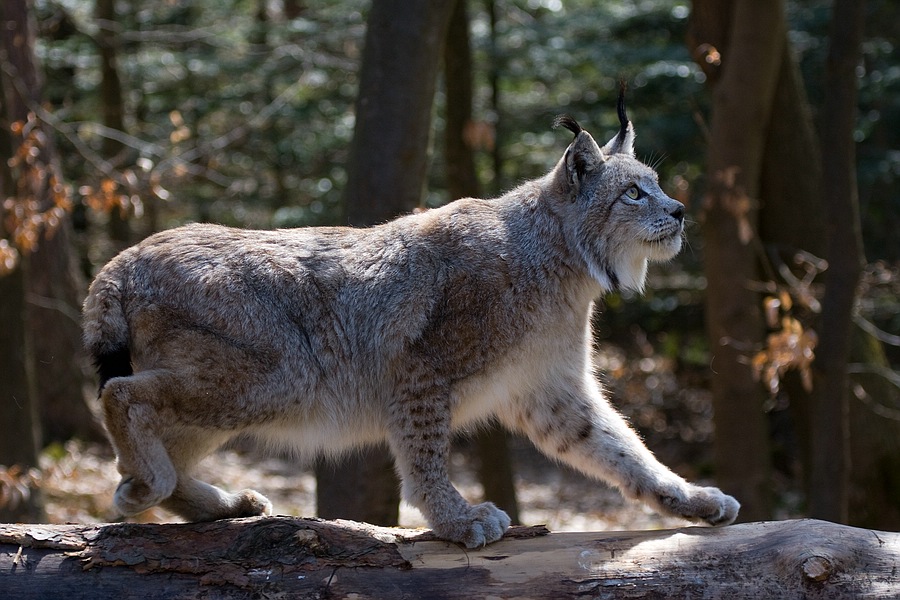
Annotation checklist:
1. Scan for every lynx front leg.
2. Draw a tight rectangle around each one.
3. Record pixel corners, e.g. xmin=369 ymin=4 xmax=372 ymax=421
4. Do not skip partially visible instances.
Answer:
xmin=388 ymin=384 xmax=511 ymax=548
xmin=506 ymin=378 xmax=739 ymax=526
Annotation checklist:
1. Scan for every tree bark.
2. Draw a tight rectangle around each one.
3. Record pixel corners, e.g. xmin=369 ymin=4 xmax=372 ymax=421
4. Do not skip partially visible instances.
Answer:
xmin=692 ymin=0 xmax=786 ymax=521
xmin=758 ymin=44 xmax=825 ymax=259
xmin=1 ymin=518 xmax=897 ymax=598
xmin=318 ymin=0 xmax=456 ymax=525
xmin=808 ymin=0 xmax=867 ymax=525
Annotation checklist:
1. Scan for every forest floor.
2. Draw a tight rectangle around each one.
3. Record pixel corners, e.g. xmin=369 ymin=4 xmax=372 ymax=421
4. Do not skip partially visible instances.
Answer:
xmin=38 ymin=338 xmax=804 ymax=532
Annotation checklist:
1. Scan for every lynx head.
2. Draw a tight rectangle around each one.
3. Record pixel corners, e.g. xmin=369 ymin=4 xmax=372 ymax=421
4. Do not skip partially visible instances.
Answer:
xmin=550 ymin=86 xmax=684 ymax=293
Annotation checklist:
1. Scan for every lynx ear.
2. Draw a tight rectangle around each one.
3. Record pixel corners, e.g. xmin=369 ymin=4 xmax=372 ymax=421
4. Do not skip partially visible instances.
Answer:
xmin=600 ymin=82 xmax=635 ymax=156
xmin=553 ymin=115 xmax=603 ymax=195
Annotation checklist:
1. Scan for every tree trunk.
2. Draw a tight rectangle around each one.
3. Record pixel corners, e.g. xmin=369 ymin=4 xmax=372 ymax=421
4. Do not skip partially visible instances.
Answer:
xmin=847 ymin=325 xmax=900 ymax=530
xmin=317 ymin=0 xmax=456 ymax=525
xmin=0 ymin=0 xmax=45 ymax=523
xmin=0 ymin=255 xmax=44 ymax=524
xmin=485 ymin=0 xmax=504 ymax=194
xmin=444 ymin=0 xmax=480 ymax=202
xmin=693 ymin=0 xmax=786 ymax=521
xmin=1 ymin=518 xmax=897 ymax=598
xmin=1 ymin=0 xmax=98 ymax=446
xmin=315 ymin=445 xmax=400 ymax=527
xmin=341 ymin=0 xmax=456 ymax=225
xmin=753 ymin=42 xmax=826 ymax=499
xmin=94 ymin=0 xmax=130 ymax=247
xmin=808 ymin=0 xmax=866 ymax=525
xmin=443 ymin=0 xmax=520 ymax=525
xmin=758 ymin=44 xmax=825 ymax=260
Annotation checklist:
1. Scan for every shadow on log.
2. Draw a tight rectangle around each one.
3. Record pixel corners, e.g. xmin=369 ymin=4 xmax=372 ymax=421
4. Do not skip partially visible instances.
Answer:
xmin=1 ymin=517 xmax=898 ymax=598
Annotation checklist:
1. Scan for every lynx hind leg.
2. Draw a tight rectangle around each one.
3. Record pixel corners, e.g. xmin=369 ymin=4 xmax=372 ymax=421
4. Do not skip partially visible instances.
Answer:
xmin=157 ymin=426 xmax=272 ymax=521
xmin=162 ymin=478 xmax=272 ymax=522
xmin=101 ymin=373 xmax=178 ymax=516
xmin=102 ymin=370 xmax=272 ymax=521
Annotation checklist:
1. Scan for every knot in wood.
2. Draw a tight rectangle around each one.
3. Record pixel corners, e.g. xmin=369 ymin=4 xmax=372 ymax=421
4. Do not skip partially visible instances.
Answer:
xmin=802 ymin=555 xmax=833 ymax=582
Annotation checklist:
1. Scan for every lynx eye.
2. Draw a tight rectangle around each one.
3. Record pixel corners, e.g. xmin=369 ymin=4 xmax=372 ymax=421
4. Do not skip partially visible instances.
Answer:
xmin=624 ymin=185 xmax=641 ymax=200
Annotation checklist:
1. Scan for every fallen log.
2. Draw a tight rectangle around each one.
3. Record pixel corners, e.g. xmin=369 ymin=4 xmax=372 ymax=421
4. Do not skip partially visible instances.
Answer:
xmin=1 ymin=517 xmax=897 ymax=599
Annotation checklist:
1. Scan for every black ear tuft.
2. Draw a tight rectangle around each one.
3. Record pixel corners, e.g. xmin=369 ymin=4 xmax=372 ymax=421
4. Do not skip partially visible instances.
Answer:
xmin=616 ymin=80 xmax=629 ymax=146
xmin=553 ymin=114 xmax=582 ymax=137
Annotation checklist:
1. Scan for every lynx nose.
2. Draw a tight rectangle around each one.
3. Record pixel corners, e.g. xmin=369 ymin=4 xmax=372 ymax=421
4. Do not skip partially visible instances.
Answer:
xmin=669 ymin=203 xmax=684 ymax=224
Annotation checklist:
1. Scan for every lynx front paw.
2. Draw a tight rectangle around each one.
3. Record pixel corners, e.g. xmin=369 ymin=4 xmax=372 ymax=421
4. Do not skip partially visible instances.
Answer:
xmin=659 ymin=485 xmax=739 ymax=526
xmin=696 ymin=486 xmax=740 ymax=526
xmin=432 ymin=502 xmax=512 ymax=548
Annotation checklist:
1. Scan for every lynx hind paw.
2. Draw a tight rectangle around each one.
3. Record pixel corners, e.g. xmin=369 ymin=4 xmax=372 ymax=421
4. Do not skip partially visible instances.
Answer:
xmin=232 ymin=489 xmax=273 ymax=518
xmin=114 ymin=475 xmax=175 ymax=516
xmin=433 ymin=502 xmax=512 ymax=548
xmin=671 ymin=485 xmax=739 ymax=526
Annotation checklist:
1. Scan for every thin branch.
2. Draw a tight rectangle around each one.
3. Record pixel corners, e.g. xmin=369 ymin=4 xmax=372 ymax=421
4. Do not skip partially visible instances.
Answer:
xmin=25 ymin=293 xmax=82 ymax=325
xmin=70 ymin=121 xmax=166 ymax=159
xmin=854 ymin=314 xmax=900 ymax=347
xmin=847 ymin=363 xmax=900 ymax=389
xmin=850 ymin=380 xmax=900 ymax=422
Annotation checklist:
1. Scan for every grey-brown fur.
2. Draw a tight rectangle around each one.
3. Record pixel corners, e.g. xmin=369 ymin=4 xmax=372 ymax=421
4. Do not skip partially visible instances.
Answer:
xmin=83 ymin=97 xmax=738 ymax=547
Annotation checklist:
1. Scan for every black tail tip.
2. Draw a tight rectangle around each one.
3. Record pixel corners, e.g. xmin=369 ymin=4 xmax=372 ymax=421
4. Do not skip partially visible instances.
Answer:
xmin=95 ymin=348 xmax=133 ymax=394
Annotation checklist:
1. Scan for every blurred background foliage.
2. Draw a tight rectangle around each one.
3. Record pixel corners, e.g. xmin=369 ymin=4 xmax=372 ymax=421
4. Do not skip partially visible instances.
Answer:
xmin=34 ymin=0 xmax=896 ymax=257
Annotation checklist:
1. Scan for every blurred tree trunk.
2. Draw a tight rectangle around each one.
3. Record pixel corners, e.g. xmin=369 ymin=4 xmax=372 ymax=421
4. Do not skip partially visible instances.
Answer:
xmin=5 ymin=0 xmax=98 ymax=446
xmin=251 ymin=0 xmax=289 ymax=209
xmin=27 ymin=213 xmax=97 ymax=445
xmin=808 ymin=0 xmax=867 ymax=524
xmin=0 ymin=254 xmax=44 ymax=523
xmin=317 ymin=0 xmax=455 ymax=526
xmin=846 ymin=327 xmax=900 ymax=529
xmin=755 ymin=43 xmax=825 ymax=492
xmin=444 ymin=0 xmax=519 ymax=525
xmin=485 ymin=0 xmax=504 ymax=194
xmin=283 ymin=0 xmax=306 ymax=20
xmin=341 ymin=0 xmax=455 ymax=225
xmin=690 ymin=0 xmax=786 ymax=521
xmin=0 ymin=0 xmax=47 ymax=523
xmin=95 ymin=0 xmax=130 ymax=247
xmin=444 ymin=0 xmax=480 ymax=203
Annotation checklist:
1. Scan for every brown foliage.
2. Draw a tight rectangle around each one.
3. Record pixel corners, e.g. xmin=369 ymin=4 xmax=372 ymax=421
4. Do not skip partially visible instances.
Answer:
xmin=0 ymin=113 xmax=72 ymax=275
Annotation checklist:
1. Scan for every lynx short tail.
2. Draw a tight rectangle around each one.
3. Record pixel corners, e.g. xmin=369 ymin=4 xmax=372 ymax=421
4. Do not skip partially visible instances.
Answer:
xmin=82 ymin=255 xmax=134 ymax=393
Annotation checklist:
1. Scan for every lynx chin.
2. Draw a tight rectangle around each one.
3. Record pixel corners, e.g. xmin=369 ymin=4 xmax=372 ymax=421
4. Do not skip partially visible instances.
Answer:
xmin=83 ymin=89 xmax=739 ymax=548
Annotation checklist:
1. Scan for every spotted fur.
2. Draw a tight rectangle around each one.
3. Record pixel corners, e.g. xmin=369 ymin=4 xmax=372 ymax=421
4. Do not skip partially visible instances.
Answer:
xmin=83 ymin=94 xmax=738 ymax=547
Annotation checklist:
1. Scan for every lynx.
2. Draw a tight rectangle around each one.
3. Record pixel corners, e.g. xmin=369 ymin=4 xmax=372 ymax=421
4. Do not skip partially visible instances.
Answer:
xmin=83 ymin=90 xmax=739 ymax=548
